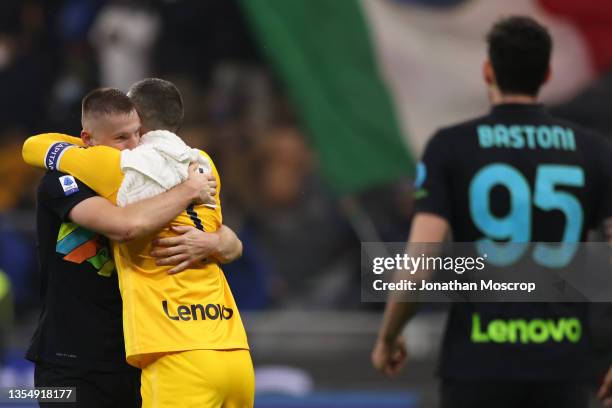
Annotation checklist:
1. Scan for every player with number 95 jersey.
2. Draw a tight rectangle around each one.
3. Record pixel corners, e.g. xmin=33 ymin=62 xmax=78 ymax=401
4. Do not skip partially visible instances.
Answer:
xmin=373 ymin=16 xmax=612 ymax=408
xmin=413 ymin=24 xmax=612 ymax=403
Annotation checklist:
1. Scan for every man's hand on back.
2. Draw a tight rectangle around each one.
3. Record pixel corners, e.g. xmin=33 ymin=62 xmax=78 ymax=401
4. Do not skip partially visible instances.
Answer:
xmin=151 ymin=225 xmax=220 ymax=274
xmin=185 ymin=163 xmax=217 ymax=206
xmin=151 ymin=225 xmax=243 ymax=274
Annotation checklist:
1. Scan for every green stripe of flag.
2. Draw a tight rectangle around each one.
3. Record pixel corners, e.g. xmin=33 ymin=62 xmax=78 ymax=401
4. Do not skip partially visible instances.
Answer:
xmin=241 ymin=0 xmax=414 ymax=194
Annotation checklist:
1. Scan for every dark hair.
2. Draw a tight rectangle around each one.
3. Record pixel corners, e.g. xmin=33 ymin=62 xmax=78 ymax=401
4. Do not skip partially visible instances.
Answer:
xmin=82 ymin=88 xmax=135 ymax=117
xmin=487 ymin=16 xmax=552 ymax=96
xmin=127 ymin=78 xmax=184 ymax=132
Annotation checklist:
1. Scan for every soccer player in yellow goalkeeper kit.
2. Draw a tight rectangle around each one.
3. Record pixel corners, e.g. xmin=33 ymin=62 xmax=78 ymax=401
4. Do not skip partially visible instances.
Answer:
xmin=23 ymin=80 xmax=254 ymax=408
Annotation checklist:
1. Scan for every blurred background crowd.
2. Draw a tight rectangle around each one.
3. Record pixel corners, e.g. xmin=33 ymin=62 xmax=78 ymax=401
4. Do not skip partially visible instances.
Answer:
xmin=1 ymin=0 xmax=612 ymax=406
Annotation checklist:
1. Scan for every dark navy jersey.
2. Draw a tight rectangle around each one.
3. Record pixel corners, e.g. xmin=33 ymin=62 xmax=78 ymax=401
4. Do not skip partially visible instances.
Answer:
xmin=27 ymin=171 xmax=134 ymax=372
xmin=414 ymin=103 xmax=612 ymax=381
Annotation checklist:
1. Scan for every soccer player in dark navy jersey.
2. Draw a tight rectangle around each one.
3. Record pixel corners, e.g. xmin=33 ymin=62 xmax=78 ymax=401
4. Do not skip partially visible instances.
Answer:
xmin=372 ymin=16 xmax=612 ymax=408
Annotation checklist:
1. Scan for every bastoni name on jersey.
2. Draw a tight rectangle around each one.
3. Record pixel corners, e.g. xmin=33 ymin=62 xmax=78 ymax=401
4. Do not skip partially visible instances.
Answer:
xmin=373 ymin=279 xmax=536 ymax=293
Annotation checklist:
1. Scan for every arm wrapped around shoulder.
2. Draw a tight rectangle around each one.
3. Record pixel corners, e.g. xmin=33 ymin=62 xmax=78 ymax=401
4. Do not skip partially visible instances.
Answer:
xmin=22 ymin=133 xmax=84 ymax=170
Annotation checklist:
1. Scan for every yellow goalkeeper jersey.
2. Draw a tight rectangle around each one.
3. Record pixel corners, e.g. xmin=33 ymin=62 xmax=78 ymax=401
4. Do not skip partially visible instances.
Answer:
xmin=23 ymin=133 xmax=249 ymax=368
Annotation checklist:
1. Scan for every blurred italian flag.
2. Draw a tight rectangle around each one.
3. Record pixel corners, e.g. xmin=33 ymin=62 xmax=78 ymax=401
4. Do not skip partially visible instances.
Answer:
xmin=241 ymin=0 xmax=611 ymax=194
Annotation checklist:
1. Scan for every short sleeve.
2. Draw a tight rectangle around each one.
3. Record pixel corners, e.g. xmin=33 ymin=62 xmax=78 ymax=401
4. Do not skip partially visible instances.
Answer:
xmin=23 ymin=133 xmax=123 ymax=199
xmin=413 ymin=131 xmax=453 ymax=221
xmin=38 ymin=171 xmax=97 ymax=221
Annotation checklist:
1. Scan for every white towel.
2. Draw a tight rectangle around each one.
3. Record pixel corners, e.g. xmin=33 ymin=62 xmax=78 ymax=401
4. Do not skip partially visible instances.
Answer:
xmin=117 ymin=130 xmax=213 ymax=207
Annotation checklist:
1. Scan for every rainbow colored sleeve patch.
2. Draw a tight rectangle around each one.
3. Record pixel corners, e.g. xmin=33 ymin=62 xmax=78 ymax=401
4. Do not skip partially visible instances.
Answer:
xmin=56 ymin=222 xmax=115 ymax=277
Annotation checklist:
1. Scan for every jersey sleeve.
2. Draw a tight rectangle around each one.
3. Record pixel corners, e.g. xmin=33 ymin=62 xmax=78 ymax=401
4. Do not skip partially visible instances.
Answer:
xmin=38 ymin=171 xmax=97 ymax=221
xmin=23 ymin=133 xmax=124 ymax=199
xmin=22 ymin=133 xmax=84 ymax=170
xmin=413 ymin=130 xmax=453 ymax=221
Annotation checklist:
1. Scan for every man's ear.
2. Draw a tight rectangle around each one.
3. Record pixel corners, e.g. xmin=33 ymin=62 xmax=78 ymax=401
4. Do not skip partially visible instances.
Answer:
xmin=81 ymin=130 xmax=94 ymax=146
xmin=542 ymin=66 xmax=552 ymax=85
xmin=483 ymin=60 xmax=495 ymax=86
